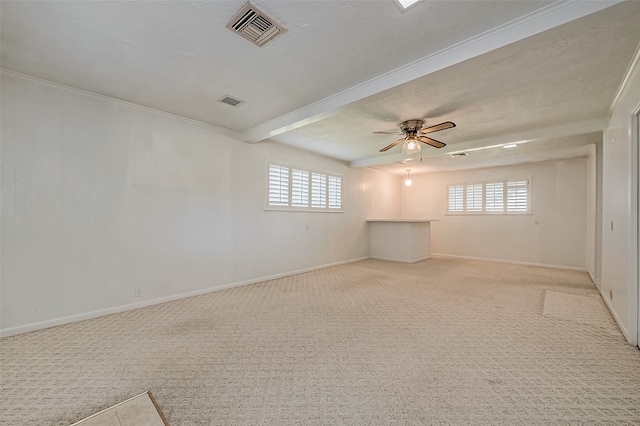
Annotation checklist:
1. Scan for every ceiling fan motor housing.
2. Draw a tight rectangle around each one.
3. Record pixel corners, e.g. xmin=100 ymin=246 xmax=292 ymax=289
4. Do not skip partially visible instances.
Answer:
xmin=400 ymin=119 xmax=424 ymax=135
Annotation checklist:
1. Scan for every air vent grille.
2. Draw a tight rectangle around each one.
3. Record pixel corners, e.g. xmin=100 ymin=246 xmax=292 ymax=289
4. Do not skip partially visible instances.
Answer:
xmin=226 ymin=2 xmax=287 ymax=48
xmin=450 ymin=152 xmax=468 ymax=157
xmin=219 ymin=95 xmax=244 ymax=107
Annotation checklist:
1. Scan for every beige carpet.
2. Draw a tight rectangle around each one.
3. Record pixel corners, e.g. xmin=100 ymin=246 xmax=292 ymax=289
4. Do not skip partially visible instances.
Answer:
xmin=543 ymin=290 xmax=617 ymax=331
xmin=1 ymin=258 xmax=639 ymax=425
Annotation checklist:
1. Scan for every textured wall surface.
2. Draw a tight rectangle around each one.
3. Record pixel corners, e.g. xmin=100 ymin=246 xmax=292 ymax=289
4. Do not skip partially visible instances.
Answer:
xmin=0 ymin=72 xmax=391 ymax=335
xmin=400 ymin=158 xmax=589 ymax=269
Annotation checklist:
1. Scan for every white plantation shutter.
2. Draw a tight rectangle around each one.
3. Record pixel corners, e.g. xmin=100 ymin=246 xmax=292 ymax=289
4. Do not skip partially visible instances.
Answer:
xmin=268 ymin=164 xmax=289 ymax=206
xmin=466 ymin=184 xmax=483 ymax=212
xmin=311 ymin=173 xmax=327 ymax=208
xmin=328 ymin=176 xmax=342 ymax=209
xmin=485 ymin=182 xmax=504 ymax=212
xmin=507 ymin=180 xmax=528 ymax=212
xmin=448 ymin=185 xmax=464 ymax=212
xmin=447 ymin=179 xmax=528 ymax=214
xmin=291 ymin=169 xmax=309 ymax=207
xmin=266 ymin=164 xmax=342 ymax=211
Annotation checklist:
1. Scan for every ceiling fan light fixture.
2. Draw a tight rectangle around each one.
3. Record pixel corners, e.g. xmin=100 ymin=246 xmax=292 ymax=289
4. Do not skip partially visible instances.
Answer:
xmin=401 ymin=137 xmax=422 ymax=154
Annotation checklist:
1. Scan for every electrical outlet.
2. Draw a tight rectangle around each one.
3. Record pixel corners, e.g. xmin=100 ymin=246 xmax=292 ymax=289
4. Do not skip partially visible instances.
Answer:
xmin=134 ymin=288 xmax=143 ymax=299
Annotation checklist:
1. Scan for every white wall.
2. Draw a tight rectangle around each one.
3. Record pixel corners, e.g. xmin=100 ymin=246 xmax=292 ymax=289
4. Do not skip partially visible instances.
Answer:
xmin=362 ymin=168 xmax=401 ymax=219
xmin=587 ymin=145 xmax=597 ymax=281
xmin=586 ymin=142 xmax=604 ymax=288
xmin=0 ymin=72 xmax=392 ymax=336
xmin=7 ymin=64 xmax=634 ymax=343
xmin=400 ymin=158 xmax=589 ymax=269
xmin=602 ymin=49 xmax=640 ymax=345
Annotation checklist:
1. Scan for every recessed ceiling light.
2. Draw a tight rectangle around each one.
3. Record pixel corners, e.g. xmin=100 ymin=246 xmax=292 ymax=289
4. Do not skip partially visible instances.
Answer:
xmin=396 ymin=0 xmax=422 ymax=10
xmin=503 ymin=144 xmax=518 ymax=149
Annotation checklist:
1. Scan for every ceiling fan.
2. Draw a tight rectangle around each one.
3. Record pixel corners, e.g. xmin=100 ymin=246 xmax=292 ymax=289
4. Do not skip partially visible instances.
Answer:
xmin=374 ymin=119 xmax=456 ymax=153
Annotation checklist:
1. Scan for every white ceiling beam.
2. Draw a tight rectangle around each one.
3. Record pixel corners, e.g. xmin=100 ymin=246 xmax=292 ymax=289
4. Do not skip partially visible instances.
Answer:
xmin=349 ymin=118 xmax=608 ymax=168
xmin=241 ymin=0 xmax=623 ymax=144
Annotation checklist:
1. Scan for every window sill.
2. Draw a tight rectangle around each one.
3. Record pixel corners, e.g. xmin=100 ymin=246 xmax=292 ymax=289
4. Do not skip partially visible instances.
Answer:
xmin=265 ymin=206 xmax=344 ymax=213
xmin=445 ymin=212 xmax=531 ymax=216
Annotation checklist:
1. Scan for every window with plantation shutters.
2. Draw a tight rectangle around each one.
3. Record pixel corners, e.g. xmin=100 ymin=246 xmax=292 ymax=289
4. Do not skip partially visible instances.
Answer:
xmin=267 ymin=163 xmax=342 ymax=212
xmin=291 ymin=169 xmax=309 ymax=207
xmin=466 ymin=184 xmax=483 ymax=212
xmin=447 ymin=185 xmax=464 ymax=212
xmin=328 ymin=176 xmax=342 ymax=209
xmin=507 ymin=180 xmax=528 ymax=212
xmin=268 ymin=164 xmax=289 ymax=206
xmin=311 ymin=173 xmax=327 ymax=208
xmin=447 ymin=179 xmax=529 ymax=214
xmin=485 ymin=182 xmax=504 ymax=212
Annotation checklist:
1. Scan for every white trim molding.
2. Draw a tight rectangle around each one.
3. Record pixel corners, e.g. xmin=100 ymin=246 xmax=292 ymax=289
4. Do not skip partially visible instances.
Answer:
xmin=0 ymin=69 xmax=243 ymax=141
xmin=630 ymin=102 xmax=640 ymax=347
xmin=599 ymin=287 xmax=631 ymax=343
xmin=431 ymin=253 xmax=587 ymax=272
xmin=609 ymin=41 xmax=640 ymax=117
xmin=0 ymin=257 xmax=370 ymax=338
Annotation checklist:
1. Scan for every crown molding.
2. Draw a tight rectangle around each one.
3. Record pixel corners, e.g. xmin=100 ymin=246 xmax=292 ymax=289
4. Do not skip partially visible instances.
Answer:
xmin=609 ymin=40 xmax=640 ymax=116
xmin=0 ymin=68 xmax=243 ymax=140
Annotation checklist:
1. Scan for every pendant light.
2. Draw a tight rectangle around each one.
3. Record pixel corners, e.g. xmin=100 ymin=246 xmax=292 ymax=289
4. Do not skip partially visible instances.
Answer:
xmin=405 ymin=169 xmax=412 ymax=186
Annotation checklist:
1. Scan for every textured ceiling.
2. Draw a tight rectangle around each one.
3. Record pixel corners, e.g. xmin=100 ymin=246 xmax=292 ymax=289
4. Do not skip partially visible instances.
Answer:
xmin=0 ymin=0 xmax=551 ymax=130
xmin=371 ymin=133 xmax=601 ymax=175
xmin=271 ymin=1 xmax=640 ymax=172
xmin=2 ymin=0 xmax=639 ymax=173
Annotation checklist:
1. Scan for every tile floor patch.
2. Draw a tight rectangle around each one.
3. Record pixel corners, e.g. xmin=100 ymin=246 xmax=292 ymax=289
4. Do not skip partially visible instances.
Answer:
xmin=70 ymin=391 xmax=167 ymax=426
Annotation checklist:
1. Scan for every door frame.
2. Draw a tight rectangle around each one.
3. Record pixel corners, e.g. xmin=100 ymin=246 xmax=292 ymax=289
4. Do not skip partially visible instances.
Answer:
xmin=631 ymin=103 xmax=640 ymax=347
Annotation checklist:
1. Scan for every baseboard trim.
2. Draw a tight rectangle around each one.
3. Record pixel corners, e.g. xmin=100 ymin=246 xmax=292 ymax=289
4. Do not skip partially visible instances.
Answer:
xmin=0 ymin=256 xmax=370 ymax=338
xmin=430 ymin=253 xmax=587 ymax=272
xmin=587 ymin=271 xmax=602 ymax=288
xmin=370 ymin=256 xmax=430 ymax=264
xmin=597 ymin=287 xmax=630 ymax=343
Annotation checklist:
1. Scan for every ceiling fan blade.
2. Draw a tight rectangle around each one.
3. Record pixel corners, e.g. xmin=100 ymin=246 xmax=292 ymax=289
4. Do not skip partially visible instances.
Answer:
xmin=374 ymin=131 xmax=404 ymax=135
xmin=420 ymin=121 xmax=456 ymax=134
xmin=418 ymin=136 xmax=446 ymax=148
xmin=380 ymin=138 xmax=405 ymax=152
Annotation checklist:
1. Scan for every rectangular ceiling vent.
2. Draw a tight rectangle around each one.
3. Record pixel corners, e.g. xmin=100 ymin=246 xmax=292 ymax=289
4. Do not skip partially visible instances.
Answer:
xmin=450 ymin=152 xmax=468 ymax=157
xmin=219 ymin=95 xmax=244 ymax=107
xmin=226 ymin=2 xmax=287 ymax=48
